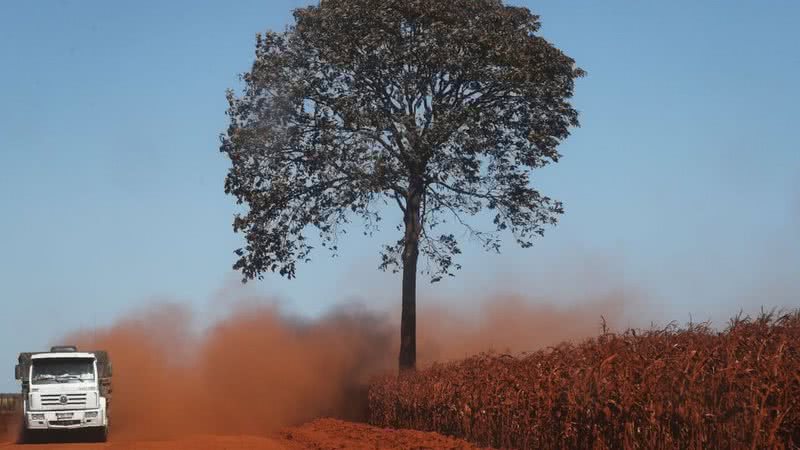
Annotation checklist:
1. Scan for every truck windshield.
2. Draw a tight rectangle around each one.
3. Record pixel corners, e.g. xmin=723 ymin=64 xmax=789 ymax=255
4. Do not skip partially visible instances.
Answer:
xmin=31 ymin=358 xmax=95 ymax=384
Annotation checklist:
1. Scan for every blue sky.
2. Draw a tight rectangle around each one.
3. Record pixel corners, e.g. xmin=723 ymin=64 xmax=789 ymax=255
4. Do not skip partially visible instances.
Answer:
xmin=1 ymin=1 xmax=798 ymax=389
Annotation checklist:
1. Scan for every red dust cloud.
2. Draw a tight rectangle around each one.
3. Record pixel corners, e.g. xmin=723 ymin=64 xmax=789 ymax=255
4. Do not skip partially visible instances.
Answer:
xmin=61 ymin=294 xmax=630 ymax=440
xmin=417 ymin=292 xmax=629 ymax=364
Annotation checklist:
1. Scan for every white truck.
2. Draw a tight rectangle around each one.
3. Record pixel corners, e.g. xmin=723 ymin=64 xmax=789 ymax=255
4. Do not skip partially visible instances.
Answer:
xmin=14 ymin=345 xmax=111 ymax=443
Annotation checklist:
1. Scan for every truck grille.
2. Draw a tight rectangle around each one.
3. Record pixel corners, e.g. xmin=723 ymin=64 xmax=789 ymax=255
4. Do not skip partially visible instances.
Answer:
xmin=49 ymin=420 xmax=81 ymax=426
xmin=40 ymin=393 xmax=87 ymax=407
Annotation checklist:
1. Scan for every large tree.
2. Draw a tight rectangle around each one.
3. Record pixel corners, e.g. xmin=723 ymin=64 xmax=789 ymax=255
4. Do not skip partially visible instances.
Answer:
xmin=220 ymin=0 xmax=584 ymax=371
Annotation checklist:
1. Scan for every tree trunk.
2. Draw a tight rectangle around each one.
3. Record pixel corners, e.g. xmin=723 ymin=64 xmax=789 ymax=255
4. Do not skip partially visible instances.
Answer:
xmin=399 ymin=182 xmax=422 ymax=372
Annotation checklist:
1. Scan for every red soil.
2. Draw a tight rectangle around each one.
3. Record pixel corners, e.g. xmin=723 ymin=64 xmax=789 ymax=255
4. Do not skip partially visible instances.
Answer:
xmin=0 ymin=418 xmax=481 ymax=449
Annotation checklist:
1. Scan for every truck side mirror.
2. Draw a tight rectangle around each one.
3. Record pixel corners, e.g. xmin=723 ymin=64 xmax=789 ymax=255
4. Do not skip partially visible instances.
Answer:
xmin=14 ymin=364 xmax=20 ymax=380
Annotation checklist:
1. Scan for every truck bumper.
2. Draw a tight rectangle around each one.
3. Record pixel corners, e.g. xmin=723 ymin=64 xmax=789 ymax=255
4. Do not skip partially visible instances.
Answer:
xmin=25 ymin=409 xmax=106 ymax=430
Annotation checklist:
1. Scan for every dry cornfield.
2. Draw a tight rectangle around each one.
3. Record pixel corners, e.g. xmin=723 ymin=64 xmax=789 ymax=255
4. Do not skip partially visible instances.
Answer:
xmin=369 ymin=310 xmax=800 ymax=449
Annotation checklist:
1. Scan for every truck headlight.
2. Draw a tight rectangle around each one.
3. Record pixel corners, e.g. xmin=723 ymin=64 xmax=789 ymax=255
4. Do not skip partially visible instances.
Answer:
xmin=31 ymin=413 xmax=45 ymax=420
xmin=84 ymin=411 xmax=98 ymax=418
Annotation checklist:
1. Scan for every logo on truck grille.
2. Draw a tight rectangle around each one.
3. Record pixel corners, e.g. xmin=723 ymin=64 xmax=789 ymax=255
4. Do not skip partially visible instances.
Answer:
xmin=42 ymin=393 xmax=88 ymax=406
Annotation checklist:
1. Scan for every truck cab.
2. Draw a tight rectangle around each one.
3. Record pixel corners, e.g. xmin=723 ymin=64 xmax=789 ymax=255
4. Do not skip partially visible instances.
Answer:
xmin=15 ymin=345 xmax=111 ymax=442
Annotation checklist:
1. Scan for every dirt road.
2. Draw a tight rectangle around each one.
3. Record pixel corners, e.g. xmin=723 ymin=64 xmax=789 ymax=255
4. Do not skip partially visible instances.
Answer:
xmin=0 ymin=419 xmax=480 ymax=449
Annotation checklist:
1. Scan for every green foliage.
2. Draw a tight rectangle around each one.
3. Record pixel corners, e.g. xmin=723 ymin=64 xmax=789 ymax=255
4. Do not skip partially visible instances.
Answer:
xmin=220 ymin=0 xmax=584 ymax=281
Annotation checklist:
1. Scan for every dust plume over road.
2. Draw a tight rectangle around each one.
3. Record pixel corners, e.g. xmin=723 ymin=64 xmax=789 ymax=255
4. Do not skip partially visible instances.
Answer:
xmin=63 ymin=303 xmax=394 ymax=440
xmin=60 ymin=292 xmax=631 ymax=441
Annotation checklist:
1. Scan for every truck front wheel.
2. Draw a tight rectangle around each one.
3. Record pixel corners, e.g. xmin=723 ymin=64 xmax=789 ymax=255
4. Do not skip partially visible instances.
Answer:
xmin=17 ymin=426 xmax=39 ymax=444
xmin=91 ymin=426 xmax=108 ymax=443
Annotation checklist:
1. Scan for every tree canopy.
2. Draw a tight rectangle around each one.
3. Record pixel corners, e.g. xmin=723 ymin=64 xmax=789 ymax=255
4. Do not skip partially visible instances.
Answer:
xmin=221 ymin=0 xmax=584 ymax=369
